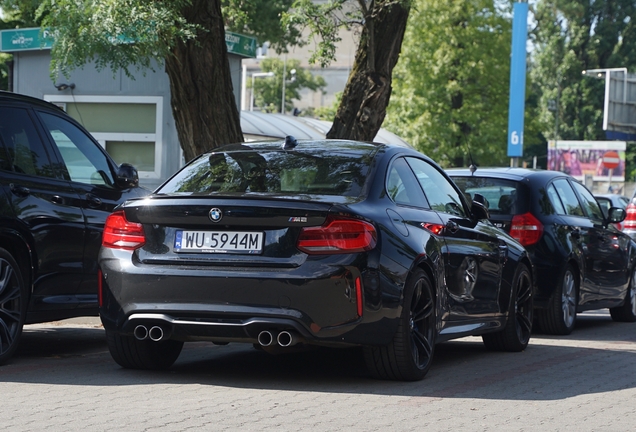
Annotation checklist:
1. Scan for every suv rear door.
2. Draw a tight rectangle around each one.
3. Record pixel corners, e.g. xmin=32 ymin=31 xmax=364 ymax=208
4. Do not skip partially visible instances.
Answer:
xmin=34 ymin=109 xmax=147 ymax=305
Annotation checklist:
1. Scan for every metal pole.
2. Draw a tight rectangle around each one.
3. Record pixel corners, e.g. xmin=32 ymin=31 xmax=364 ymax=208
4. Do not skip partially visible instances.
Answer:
xmin=241 ymin=63 xmax=247 ymax=111
xmin=281 ymin=55 xmax=287 ymax=114
xmin=250 ymin=74 xmax=255 ymax=111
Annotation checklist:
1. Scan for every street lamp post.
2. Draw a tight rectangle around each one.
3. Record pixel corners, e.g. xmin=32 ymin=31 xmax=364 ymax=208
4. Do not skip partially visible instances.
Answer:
xmin=250 ymin=72 xmax=275 ymax=111
xmin=582 ymin=67 xmax=628 ymax=131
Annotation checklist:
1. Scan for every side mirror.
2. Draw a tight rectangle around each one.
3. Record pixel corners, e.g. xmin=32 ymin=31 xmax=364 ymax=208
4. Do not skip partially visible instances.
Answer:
xmin=608 ymin=207 xmax=626 ymax=223
xmin=115 ymin=163 xmax=139 ymax=189
xmin=472 ymin=192 xmax=489 ymax=208
xmin=471 ymin=200 xmax=490 ymax=221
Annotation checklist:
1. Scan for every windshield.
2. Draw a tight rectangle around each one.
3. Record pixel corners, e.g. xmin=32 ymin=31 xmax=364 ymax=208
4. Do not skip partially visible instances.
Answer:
xmin=158 ymin=145 xmax=377 ymax=198
xmin=451 ymin=176 xmax=519 ymax=215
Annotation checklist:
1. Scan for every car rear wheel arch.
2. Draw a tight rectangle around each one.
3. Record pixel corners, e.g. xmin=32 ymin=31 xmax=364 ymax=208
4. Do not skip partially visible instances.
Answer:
xmin=538 ymin=261 xmax=579 ymax=335
xmin=0 ymin=232 xmax=33 ymax=295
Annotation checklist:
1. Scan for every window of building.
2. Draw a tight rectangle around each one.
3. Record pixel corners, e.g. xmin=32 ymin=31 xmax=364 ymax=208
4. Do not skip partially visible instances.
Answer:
xmin=44 ymin=95 xmax=163 ymax=180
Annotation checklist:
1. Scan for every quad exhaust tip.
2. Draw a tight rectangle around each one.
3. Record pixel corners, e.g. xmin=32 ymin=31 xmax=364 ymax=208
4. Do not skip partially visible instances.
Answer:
xmin=134 ymin=325 xmax=164 ymax=342
xmin=257 ymin=330 xmax=300 ymax=347
xmin=134 ymin=325 xmax=148 ymax=341
xmin=149 ymin=326 xmax=164 ymax=342
xmin=277 ymin=331 xmax=298 ymax=347
xmin=257 ymin=330 xmax=274 ymax=347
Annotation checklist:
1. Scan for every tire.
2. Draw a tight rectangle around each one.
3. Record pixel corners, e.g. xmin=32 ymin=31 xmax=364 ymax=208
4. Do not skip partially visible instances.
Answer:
xmin=538 ymin=264 xmax=578 ymax=335
xmin=482 ymin=263 xmax=533 ymax=351
xmin=364 ymin=269 xmax=436 ymax=381
xmin=0 ymin=248 xmax=27 ymax=365
xmin=610 ymin=266 xmax=636 ymax=322
xmin=106 ymin=330 xmax=183 ymax=370
xmin=0 ymin=248 xmax=28 ymax=364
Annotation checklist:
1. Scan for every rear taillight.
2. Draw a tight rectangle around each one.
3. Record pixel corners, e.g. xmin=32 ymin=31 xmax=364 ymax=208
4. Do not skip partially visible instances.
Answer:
xmin=102 ymin=210 xmax=146 ymax=250
xmin=509 ymin=212 xmax=543 ymax=246
xmin=297 ymin=216 xmax=377 ymax=254
xmin=623 ymin=203 xmax=636 ymax=230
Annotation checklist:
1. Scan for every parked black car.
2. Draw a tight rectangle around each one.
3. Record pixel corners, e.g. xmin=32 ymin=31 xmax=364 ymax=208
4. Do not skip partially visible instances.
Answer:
xmin=0 ymin=91 xmax=148 ymax=364
xmin=447 ymin=167 xmax=636 ymax=335
xmin=99 ymin=138 xmax=534 ymax=381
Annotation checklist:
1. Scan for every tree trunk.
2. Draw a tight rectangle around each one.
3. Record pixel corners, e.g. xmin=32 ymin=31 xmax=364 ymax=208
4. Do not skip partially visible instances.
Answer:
xmin=326 ymin=1 xmax=410 ymax=141
xmin=165 ymin=0 xmax=243 ymax=162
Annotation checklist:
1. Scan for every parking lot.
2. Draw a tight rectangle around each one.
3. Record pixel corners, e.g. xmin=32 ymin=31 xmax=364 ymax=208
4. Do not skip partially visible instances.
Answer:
xmin=1 ymin=310 xmax=634 ymax=431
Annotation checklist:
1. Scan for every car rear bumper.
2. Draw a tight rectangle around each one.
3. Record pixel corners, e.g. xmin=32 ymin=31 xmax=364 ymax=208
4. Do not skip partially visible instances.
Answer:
xmin=98 ymin=249 xmax=401 ymax=347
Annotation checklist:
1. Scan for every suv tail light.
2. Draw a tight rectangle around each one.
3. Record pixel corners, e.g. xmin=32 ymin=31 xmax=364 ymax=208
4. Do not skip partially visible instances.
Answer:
xmin=623 ymin=203 xmax=636 ymax=230
xmin=297 ymin=216 xmax=377 ymax=254
xmin=510 ymin=212 xmax=543 ymax=246
xmin=102 ymin=210 xmax=146 ymax=250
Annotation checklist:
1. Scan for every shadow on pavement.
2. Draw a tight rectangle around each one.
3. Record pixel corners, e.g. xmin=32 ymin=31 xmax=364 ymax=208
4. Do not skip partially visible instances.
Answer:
xmin=2 ymin=311 xmax=635 ymax=402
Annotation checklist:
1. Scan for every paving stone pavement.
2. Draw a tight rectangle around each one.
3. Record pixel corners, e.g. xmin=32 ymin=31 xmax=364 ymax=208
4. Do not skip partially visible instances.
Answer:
xmin=1 ymin=310 xmax=635 ymax=431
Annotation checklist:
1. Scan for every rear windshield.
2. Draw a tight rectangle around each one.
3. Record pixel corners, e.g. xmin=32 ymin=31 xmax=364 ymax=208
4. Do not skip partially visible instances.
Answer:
xmin=451 ymin=176 xmax=520 ymax=215
xmin=158 ymin=146 xmax=375 ymax=197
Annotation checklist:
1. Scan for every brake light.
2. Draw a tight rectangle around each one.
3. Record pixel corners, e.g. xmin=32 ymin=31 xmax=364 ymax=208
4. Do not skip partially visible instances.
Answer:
xmin=297 ymin=216 xmax=377 ymax=254
xmin=623 ymin=203 xmax=636 ymax=230
xmin=102 ymin=210 xmax=146 ymax=250
xmin=510 ymin=212 xmax=543 ymax=246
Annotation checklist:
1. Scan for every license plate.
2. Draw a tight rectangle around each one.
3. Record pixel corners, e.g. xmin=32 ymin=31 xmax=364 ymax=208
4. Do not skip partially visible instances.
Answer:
xmin=174 ymin=230 xmax=264 ymax=254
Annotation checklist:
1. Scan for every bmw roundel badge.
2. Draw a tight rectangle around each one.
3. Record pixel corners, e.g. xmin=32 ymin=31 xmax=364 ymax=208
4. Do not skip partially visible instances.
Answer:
xmin=209 ymin=208 xmax=222 ymax=222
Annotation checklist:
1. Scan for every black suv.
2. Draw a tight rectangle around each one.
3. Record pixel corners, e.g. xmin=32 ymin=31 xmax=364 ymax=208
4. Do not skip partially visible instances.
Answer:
xmin=0 ymin=91 xmax=148 ymax=364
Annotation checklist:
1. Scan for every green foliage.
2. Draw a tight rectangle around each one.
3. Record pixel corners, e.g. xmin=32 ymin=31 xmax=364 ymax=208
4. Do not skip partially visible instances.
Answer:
xmin=222 ymin=0 xmax=302 ymax=52
xmin=282 ymin=0 xmax=349 ymax=67
xmin=0 ymin=53 xmax=10 ymax=90
xmin=37 ymin=0 xmax=200 ymax=80
xmin=250 ymin=57 xmax=326 ymax=113
xmin=385 ymin=0 xmax=539 ymax=168
xmin=311 ymin=91 xmax=342 ymax=120
xmin=1 ymin=0 xmax=44 ymax=27
xmin=530 ymin=0 xmax=636 ymax=142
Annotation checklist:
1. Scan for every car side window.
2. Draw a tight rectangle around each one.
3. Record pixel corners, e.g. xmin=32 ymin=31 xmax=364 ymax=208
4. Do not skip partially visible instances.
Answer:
xmin=596 ymin=198 xmax=610 ymax=218
xmin=0 ymin=107 xmax=56 ymax=178
xmin=38 ymin=111 xmax=115 ymax=187
xmin=386 ymin=157 xmax=428 ymax=207
xmin=546 ymin=183 xmax=566 ymax=215
xmin=552 ymin=179 xmax=584 ymax=217
xmin=571 ymin=181 xmax=604 ymax=221
xmin=406 ymin=157 xmax=466 ymax=217
xmin=0 ymin=134 xmax=11 ymax=171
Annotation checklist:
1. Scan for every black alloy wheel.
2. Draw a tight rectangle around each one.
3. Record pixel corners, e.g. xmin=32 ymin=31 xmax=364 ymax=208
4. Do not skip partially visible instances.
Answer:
xmin=610 ymin=266 xmax=636 ymax=322
xmin=483 ymin=263 xmax=533 ymax=351
xmin=0 ymin=248 xmax=26 ymax=365
xmin=364 ymin=269 xmax=436 ymax=381
xmin=538 ymin=264 xmax=578 ymax=335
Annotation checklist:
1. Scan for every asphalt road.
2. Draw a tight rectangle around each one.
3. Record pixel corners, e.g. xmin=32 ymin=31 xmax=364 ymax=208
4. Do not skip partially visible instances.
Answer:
xmin=2 ymin=310 xmax=635 ymax=431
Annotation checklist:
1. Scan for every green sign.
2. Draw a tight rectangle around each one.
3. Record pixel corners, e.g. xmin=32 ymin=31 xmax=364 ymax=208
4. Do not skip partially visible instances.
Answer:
xmin=1 ymin=27 xmax=256 ymax=58
xmin=0 ymin=27 xmax=53 ymax=52
xmin=225 ymin=31 xmax=256 ymax=58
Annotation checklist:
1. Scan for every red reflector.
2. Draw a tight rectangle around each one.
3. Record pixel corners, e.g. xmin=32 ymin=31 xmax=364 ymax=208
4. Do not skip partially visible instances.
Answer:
xmin=510 ymin=212 xmax=543 ymax=246
xmin=421 ymin=223 xmax=444 ymax=235
xmin=102 ymin=210 xmax=146 ymax=250
xmin=623 ymin=204 xmax=636 ymax=229
xmin=355 ymin=277 xmax=363 ymax=317
xmin=297 ymin=216 xmax=377 ymax=254
xmin=97 ymin=269 xmax=103 ymax=308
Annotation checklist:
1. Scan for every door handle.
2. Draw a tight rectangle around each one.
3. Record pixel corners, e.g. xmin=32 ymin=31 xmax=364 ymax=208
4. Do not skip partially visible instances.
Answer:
xmin=445 ymin=220 xmax=460 ymax=234
xmin=9 ymin=183 xmax=30 ymax=197
xmin=86 ymin=194 xmax=103 ymax=208
xmin=51 ymin=195 xmax=64 ymax=205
